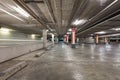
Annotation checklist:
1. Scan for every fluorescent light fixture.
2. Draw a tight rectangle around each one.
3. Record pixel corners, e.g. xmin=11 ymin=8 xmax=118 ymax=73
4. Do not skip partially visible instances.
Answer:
xmin=31 ymin=34 xmax=36 ymax=39
xmin=91 ymin=34 xmax=93 ymax=36
xmin=68 ymin=28 xmax=72 ymax=32
xmin=0 ymin=28 xmax=9 ymax=32
xmin=66 ymin=32 xmax=71 ymax=34
xmin=0 ymin=8 xmax=24 ymax=21
xmin=73 ymin=19 xmax=87 ymax=25
xmin=46 ymin=29 xmax=49 ymax=32
xmin=101 ymin=0 xmax=118 ymax=10
xmin=95 ymin=31 xmax=106 ymax=34
xmin=99 ymin=33 xmax=120 ymax=37
xmin=12 ymin=6 xmax=30 ymax=17
xmin=98 ymin=0 xmax=107 ymax=6
xmin=0 ymin=28 xmax=10 ymax=35
xmin=112 ymin=28 xmax=120 ymax=31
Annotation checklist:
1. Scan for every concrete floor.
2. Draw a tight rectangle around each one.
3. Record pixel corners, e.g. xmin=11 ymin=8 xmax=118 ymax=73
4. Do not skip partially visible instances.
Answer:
xmin=8 ymin=43 xmax=120 ymax=80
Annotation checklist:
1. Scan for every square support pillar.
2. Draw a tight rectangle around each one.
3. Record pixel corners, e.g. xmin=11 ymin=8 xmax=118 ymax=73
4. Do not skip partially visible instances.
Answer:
xmin=104 ymin=37 xmax=108 ymax=44
xmin=95 ymin=35 xmax=99 ymax=44
xmin=71 ymin=27 xmax=76 ymax=48
xmin=51 ymin=33 xmax=55 ymax=45
xmin=66 ymin=35 xmax=69 ymax=44
xmin=43 ymin=29 xmax=47 ymax=49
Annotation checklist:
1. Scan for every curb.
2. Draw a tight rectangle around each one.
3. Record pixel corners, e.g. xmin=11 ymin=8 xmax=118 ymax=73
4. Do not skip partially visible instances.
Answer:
xmin=0 ymin=61 xmax=27 ymax=80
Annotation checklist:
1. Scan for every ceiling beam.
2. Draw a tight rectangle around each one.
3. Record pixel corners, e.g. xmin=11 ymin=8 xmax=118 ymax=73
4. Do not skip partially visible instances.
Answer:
xmin=77 ymin=2 xmax=120 ymax=36
xmin=43 ymin=0 xmax=57 ymax=33
xmin=43 ymin=0 xmax=56 ymax=23
xmin=13 ymin=0 xmax=47 ymax=29
xmin=24 ymin=1 xmax=44 ymax=3
xmin=77 ymin=1 xmax=120 ymax=35
xmin=66 ymin=0 xmax=88 ymax=30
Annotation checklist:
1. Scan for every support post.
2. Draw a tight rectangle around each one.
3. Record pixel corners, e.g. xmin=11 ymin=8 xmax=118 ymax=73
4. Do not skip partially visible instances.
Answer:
xmin=51 ymin=33 xmax=54 ymax=45
xmin=71 ymin=27 xmax=76 ymax=48
xmin=76 ymin=38 xmax=79 ymax=44
xmin=95 ymin=35 xmax=99 ymax=44
xmin=64 ymin=35 xmax=67 ymax=43
xmin=66 ymin=35 xmax=69 ymax=44
xmin=104 ymin=37 xmax=108 ymax=44
xmin=43 ymin=29 xmax=47 ymax=49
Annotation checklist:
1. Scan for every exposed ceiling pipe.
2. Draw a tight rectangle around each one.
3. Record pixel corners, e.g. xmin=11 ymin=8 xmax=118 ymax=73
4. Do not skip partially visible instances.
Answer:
xmin=13 ymin=0 xmax=47 ymax=29
xmin=77 ymin=0 xmax=120 ymax=35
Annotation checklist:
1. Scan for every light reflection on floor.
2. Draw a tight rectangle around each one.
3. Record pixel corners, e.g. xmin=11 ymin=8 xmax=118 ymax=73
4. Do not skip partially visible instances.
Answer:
xmin=8 ymin=43 xmax=120 ymax=80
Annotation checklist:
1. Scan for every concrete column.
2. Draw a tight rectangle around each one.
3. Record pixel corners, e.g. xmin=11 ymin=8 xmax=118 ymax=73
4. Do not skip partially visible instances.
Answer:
xmin=64 ymin=35 xmax=67 ymax=43
xmin=56 ymin=37 xmax=58 ymax=43
xmin=54 ymin=37 xmax=58 ymax=44
xmin=66 ymin=35 xmax=69 ymax=44
xmin=104 ymin=37 xmax=108 ymax=44
xmin=43 ymin=29 xmax=47 ymax=48
xmin=95 ymin=35 xmax=99 ymax=44
xmin=71 ymin=27 xmax=76 ymax=48
xmin=51 ymin=33 xmax=54 ymax=44
xmin=76 ymin=38 xmax=79 ymax=44
xmin=64 ymin=35 xmax=68 ymax=43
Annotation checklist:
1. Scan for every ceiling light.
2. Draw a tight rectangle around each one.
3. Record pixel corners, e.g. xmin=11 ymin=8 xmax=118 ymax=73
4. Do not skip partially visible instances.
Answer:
xmin=31 ymin=34 xmax=36 ymax=39
xmin=112 ymin=28 xmax=120 ymax=31
xmin=91 ymin=34 xmax=93 ymax=36
xmin=66 ymin=32 xmax=71 ymax=34
xmin=46 ymin=29 xmax=49 ymax=32
xmin=0 ymin=28 xmax=10 ymax=35
xmin=0 ymin=28 xmax=9 ymax=32
xmin=73 ymin=19 xmax=87 ymax=25
xmin=0 ymin=8 xmax=24 ymax=21
xmin=103 ymin=0 xmax=118 ymax=10
xmin=68 ymin=28 xmax=72 ymax=32
xmin=95 ymin=31 xmax=106 ymax=34
xmin=97 ymin=0 xmax=107 ymax=6
xmin=12 ymin=6 xmax=30 ymax=17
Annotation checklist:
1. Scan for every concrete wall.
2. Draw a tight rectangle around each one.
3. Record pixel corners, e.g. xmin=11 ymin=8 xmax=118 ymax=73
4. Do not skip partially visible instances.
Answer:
xmin=80 ymin=37 xmax=95 ymax=44
xmin=98 ymin=38 xmax=106 ymax=43
xmin=0 ymin=29 xmax=41 ymax=40
xmin=0 ymin=41 xmax=53 ymax=63
xmin=0 ymin=27 xmax=54 ymax=63
xmin=85 ymin=37 xmax=95 ymax=43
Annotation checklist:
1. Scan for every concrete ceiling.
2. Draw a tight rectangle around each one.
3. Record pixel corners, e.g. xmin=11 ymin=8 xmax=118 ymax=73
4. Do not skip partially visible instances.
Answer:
xmin=0 ymin=0 xmax=120 ymax=37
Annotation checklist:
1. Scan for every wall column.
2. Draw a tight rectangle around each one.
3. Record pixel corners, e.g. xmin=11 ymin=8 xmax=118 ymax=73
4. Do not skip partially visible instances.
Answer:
xmin=51 ymin=33 xmax=55 ymax=45
xmin=71 ymin=27 xmax=76 ymax=48
xmin=66 ymin=35 xmax=69 ymax=44
xmin=43 ymin=29 xmax=47 ymax=48
xmin=95 ymin=35 xmax=99 ymax=44
xmin=76 ymin=38 xmax=79 ymax=44
xmin=104 ymin=37 xmax=108 ymax=44
xmin=64 ymin=35 xmax=67 ymax=43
